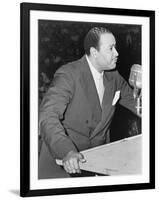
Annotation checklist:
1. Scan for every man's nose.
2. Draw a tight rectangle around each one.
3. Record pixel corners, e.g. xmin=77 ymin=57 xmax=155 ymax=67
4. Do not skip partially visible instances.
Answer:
xmin=114 ymin=48 xmax=119 ymax=57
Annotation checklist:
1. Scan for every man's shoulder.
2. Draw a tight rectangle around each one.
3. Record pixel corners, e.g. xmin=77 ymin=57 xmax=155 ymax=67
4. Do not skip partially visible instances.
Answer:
xmin=57 ymin=56 xmax=85 ymax=74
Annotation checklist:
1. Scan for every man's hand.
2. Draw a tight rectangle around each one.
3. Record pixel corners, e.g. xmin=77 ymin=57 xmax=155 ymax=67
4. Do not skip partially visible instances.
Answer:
xmin=62 ymin=151 xmax=86 ymax=174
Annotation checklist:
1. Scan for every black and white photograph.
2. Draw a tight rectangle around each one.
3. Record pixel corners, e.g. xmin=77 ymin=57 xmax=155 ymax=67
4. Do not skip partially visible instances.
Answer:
xmin=20 ymin=2 xmax=155 ymax=197
xmin=38 ymin=21 xmax=142 ymax=179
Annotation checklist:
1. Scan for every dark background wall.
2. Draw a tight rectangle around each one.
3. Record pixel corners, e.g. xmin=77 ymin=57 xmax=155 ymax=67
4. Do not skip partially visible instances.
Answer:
xmin=38 ymin=20 xmax=141 ymax=142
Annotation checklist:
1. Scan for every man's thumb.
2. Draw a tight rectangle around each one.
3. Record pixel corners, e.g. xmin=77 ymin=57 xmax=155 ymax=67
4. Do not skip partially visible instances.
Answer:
xmin=78 ymin=153 xmax=86 ymax=163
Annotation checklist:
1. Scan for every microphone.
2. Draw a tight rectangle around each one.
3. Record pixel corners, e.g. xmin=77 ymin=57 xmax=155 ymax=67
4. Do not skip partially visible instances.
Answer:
xmin=129 ymin=64 xmax=142 ymax=116
xmin=129 ymin=64 xmax=142 ymax=89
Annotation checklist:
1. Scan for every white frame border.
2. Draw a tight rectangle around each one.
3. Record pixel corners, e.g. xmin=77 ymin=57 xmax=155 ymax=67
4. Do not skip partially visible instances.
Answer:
xmin=30 ymin=10 xmax=150 ymax=190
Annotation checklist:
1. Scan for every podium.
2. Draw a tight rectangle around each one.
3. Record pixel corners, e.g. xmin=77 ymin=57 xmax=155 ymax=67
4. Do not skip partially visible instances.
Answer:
xmin=56 ymin=135 xmax=142 ymax=176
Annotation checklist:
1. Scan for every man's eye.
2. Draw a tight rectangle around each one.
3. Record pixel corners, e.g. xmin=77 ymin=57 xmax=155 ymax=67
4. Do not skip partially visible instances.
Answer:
xmin=110 ymin=46 xmax=117 ymax=51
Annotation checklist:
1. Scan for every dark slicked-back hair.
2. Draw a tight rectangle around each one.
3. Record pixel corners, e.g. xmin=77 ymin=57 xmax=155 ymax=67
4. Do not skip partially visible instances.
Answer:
xmin=84 ymin=27 xmax=112 ymax=55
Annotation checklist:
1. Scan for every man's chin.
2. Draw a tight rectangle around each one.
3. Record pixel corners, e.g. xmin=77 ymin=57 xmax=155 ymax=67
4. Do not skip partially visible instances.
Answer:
xmin=103 ymin=64 xmax=116 ymax=71
xmin=108 ymin=64 xmax=116 ymax=70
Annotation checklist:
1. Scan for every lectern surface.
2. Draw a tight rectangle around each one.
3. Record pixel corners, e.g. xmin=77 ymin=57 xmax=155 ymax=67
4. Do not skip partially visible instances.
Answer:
xmin=56 ymin=135 xmax=142 ymax=176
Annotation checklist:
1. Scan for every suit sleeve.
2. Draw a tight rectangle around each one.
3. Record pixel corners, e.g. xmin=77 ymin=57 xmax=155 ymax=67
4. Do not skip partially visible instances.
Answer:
xmin=116 ymin=71 xmax=137 ymax=114
xmin=39 ymin=67 xmax=78 ymax=159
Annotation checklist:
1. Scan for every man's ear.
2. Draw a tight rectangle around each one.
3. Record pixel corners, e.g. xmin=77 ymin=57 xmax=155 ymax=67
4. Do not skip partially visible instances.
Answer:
xmin=90 ymin=47 xmax=97 ymax=58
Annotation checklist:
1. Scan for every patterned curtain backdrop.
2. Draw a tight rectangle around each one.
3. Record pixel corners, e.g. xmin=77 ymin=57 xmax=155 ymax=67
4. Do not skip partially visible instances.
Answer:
xmin=38 ymin=20 xmax=141 ymax=141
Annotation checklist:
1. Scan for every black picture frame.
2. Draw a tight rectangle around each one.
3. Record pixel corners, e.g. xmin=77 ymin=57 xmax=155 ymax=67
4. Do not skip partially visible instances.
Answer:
xmin=20 ymin=2 xmax=155 ymax=197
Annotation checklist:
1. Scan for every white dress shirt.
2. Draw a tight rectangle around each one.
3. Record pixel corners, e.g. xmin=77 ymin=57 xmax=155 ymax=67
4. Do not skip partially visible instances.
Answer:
xmin=86 ymin=55 xmax=105 ymax=105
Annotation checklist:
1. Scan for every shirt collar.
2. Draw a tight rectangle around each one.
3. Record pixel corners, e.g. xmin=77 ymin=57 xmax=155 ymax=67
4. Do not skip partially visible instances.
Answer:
xmin=86 ymin=55 xmax=103 ymax=79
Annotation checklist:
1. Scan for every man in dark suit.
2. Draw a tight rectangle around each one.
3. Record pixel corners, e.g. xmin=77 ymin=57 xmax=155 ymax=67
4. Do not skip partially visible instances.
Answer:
xmin=38 ymin=27 xmax=138 ymax=179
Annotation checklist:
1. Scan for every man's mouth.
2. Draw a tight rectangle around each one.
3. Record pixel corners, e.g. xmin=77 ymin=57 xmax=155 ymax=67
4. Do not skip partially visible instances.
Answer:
xmin=113 ymin=58 xmax=118 ymax=63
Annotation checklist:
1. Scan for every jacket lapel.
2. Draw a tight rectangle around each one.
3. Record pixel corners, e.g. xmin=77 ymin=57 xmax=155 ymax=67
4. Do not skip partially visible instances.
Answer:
xmin=79 ymin=56 xmax=102 ymax=122
xmin=90 ymin=71 xmax=115 ymax=139
xmin=102 ymin=71 xmax=115 ymax=110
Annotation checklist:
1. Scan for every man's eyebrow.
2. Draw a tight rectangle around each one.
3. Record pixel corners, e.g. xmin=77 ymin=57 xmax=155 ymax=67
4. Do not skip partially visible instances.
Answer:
xmin=109 ymin=43 xmax=116 ymax=48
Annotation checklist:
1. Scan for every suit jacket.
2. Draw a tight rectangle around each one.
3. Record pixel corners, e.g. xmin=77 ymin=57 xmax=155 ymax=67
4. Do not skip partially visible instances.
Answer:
xmin=38 ymin=55 xmax=136 ymax=178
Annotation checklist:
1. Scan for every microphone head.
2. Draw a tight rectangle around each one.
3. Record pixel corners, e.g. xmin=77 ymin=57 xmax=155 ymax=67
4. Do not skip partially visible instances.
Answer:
xmin=129 ymin=64 xmax=142 ymax=89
